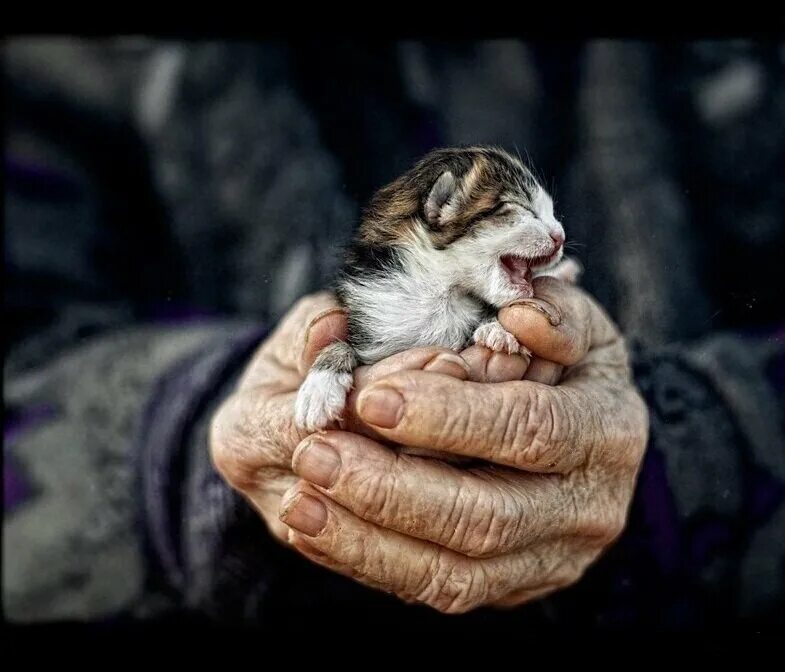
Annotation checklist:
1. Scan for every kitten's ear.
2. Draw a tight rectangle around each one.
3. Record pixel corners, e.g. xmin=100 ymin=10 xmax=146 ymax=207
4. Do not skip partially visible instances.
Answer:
xmin=425 ymin=171 xmax=460 ymax=226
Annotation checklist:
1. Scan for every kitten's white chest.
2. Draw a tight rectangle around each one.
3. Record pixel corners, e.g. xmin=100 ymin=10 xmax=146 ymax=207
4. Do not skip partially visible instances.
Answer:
xmin=343 ymin=272 xmax=484 ymax=364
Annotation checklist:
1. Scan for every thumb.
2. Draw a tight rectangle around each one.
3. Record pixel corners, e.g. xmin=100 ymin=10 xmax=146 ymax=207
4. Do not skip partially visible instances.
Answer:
xmin=299 ymin=306 xmax=349 ymax=375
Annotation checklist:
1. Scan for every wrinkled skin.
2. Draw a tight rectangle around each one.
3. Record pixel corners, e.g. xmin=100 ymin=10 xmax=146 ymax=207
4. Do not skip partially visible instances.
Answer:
xmin=210 ymin=278 xmax=649 ymax=614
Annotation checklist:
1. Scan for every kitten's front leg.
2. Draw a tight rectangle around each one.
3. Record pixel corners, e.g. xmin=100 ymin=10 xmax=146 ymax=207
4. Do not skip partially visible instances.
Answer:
xmin=472 ymin=318 xmax=529 ymax=356
xmin=295 ymin=341 xmax=357 ymax=432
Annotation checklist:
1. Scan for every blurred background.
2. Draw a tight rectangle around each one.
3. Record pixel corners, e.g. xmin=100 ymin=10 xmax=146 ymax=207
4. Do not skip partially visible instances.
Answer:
xmin=4 ymin=38 xmax=784 ymax=374
xmin=3 ymin=38 xmax=785 ymax=628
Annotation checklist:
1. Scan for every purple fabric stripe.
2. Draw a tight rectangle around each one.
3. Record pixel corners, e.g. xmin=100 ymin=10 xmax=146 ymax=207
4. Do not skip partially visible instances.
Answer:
xmin=5 ymin=156 xmax=81 ymax=196
xmin=4 ymin=404 xmax=58 ymax=445
xmin=635 ymin=446 xmax=681 ymax=575
xmin=4 ymin=458 xmax=32 ymax=512
xmin=136 ymin=324 xmax=268 ymax=594
xmin=148 ymin=304 xmax=220 ymax=325
xmin=4 ymin=405 xmax=57 ymax=512
xmin=745 ymin=460 xmax=785 ymax=525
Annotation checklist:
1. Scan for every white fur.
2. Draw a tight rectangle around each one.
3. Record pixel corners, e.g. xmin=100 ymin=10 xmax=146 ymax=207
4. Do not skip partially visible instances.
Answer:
xmin=436 ymin=184 xmax=565 ymax=307
xmin=294 ymin=368 xmax=354 ymax=432
xmin=473 ymin=319 xmax=522 ymax=355
xmin=343 ymin=234 xmax=484 ymax=363
xmin=341 ymin=186 xmax=566 ymax=364
xmin=333 ymin=178 xmax=570 ymax=370
xmin=532 ymin=187 xmax=563 ymax=240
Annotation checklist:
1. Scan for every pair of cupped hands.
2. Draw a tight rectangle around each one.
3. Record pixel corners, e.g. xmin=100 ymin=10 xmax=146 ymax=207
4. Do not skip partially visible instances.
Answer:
xmin=210 ymin=277 xmax=649 ymax=613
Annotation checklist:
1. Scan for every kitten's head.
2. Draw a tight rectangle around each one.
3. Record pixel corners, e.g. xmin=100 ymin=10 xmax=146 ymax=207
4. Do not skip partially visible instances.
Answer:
xmin=359 ymin=146 xmax=565 ymax=304
xmin=359 ymin=147 xmax=565 ymax=306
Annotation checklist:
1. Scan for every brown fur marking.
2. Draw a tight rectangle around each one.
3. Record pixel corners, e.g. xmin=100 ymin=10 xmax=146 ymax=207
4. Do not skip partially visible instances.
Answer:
xmin=358 ymin=146 xmax=538 ymax=249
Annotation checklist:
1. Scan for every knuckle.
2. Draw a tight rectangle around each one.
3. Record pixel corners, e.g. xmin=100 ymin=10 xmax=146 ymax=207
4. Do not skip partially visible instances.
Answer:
xmin=350 ymin=526 xmax=379 ymax=569
xmin=435 ymin=487 xmax=470 ymax=549
xmin=437 ymin=395 xmax=473 ymax=448
xmin=506 ymin=389 xmax=572 ymax=470
xmin=559 ymin=559 xmax=589 ymax=589
xmin=432 ymin=379 xmax=477 ymax=448
xmin=352 ymin=466 xmax=398 ymax=523
xmin=579 ymin=496 xmax=629 ymax=546
xmin=418 ymin=557 xmax=487 ymax=614
xmin=455 ymin=490 xmax=522 ymax=558
xmin=558 ymin=329 xmax=587 ymax=366
xmin=409 ymin=376 xmax=481 ymax=453
xmin=582 ymin=510 xmax=617 ymax=544
xmin=600 ymin=387 xmax=650 ymax=471
xmin=538 ymin=547 xmax=591 ymax=591
xmin=209 ymin=393 xmax=282 ymax=490
xmin=561 ymin=480 xmax=584 ymax=532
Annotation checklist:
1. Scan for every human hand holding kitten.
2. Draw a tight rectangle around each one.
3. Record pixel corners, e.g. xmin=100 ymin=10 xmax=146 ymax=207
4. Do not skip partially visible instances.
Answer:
xmin=295 ymin=145 xmax=581 ymax=433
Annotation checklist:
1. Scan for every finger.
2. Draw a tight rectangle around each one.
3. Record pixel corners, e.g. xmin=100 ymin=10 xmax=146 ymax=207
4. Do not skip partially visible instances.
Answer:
xmin=343 ymin=348 xmax=470 ymax=441
xmin=352 ymin=371 xmax=589 ymax=472
xmin=241 ymin=472 xmax=299 ymax=545
xmin=281 ymin=482 xmax=472 ymax=612
xmin=279 ymin=483 xmax=594 ymax=614
xmin=299 ymin=306 xmax=348 ymax=375
xmin=291 ymin=430 xmax=579 ymax=556
xmin=211 ymin=387 xmax=308 ymax=489
xmin=523 ymin=357 xmax=563 ymax=385
xmin=353 ymin=347 xmax=470 ymax=389
xmin=498 ymin=277 xmax=619 ymax=366
xmin=236 ymin=292 xmax=345 ymax=389
xmin=561 ymin=335 xmax=632 ymax=386
xmin=459 ymin=344 xmax=530 ymax=383
xmin=290 ymin=531 xmax=593 ymax=614
xmin=488 ymin=584 xmax=563 ymax=608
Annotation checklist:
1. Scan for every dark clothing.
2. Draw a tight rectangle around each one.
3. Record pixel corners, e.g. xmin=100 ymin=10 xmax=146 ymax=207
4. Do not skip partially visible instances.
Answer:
xmin=3 ymin=40 xmax=784 ymax=630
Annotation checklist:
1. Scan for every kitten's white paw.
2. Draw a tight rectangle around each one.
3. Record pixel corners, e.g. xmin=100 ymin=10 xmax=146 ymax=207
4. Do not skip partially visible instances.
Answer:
xmin=295 ymin=369 xmax=353 ymax=432
xmin=473 ymin=320 xmax=521 ymax=355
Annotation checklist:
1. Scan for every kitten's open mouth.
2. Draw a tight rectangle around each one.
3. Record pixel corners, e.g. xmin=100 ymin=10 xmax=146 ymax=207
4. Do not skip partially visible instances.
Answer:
xmin=500 ymin=252 xmax=559 ymax=296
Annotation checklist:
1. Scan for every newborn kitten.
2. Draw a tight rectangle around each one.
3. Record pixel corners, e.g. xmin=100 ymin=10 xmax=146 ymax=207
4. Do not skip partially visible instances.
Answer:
xmin=295 ymin=145 xmax=580 ymax=432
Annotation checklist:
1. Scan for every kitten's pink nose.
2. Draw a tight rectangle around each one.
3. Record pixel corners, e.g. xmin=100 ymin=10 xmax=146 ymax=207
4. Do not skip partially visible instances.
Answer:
xmin=550 ymin=232 xmax=565 ymax=249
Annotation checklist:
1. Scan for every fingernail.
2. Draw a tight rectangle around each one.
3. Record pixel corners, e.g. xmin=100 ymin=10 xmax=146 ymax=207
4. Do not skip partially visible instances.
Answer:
xmin=423 ymin=352 xmax=471 ymax=376
xmin=305 ymin=308 xmax=346 ymax=338
xmin=279 ymin=491 xmax=328 ymax=537
xmin=357 ymin=386 xmax=404 ymax=428
xmin=507 ymin=298 xmax=561 ymax=326
xmin=292 ymin=441 xmax=341 ymax=488
xmin=301 ymin=308 xmax=348 ymax=362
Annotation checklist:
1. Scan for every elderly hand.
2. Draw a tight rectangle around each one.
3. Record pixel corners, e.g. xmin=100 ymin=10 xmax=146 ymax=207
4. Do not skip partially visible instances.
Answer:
xmin=209 ymin=291 xmax=485 ymax=544
xmin=211 ymin=279 xmax=649 ymax=613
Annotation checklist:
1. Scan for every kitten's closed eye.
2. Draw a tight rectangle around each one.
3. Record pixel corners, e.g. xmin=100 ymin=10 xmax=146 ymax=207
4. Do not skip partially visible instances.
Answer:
xmin=296 ymin=144 xmax=568 ymax=433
